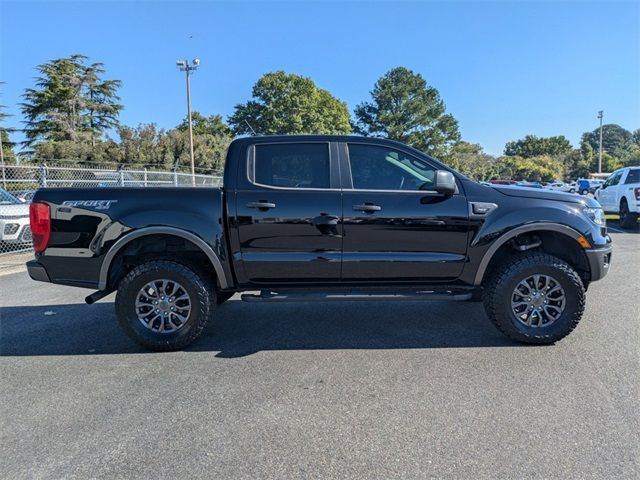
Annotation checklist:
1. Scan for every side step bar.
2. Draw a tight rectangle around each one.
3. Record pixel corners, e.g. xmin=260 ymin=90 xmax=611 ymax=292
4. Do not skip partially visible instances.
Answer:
xmin=242 ymin=289 xmax=473 ymax=303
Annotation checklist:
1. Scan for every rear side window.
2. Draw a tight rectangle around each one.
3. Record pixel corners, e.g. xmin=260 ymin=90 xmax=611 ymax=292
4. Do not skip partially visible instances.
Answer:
xmin=252 ymin=143 xmax=330 ymax=189
xmin=625 ymin=169 xmax=640 ymax=184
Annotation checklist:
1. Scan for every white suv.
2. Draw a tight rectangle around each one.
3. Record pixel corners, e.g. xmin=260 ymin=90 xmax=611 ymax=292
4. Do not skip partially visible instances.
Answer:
xmin=0 ymin=189 xmax=31 ymax=245
xmin=595 ymin=167 xmax=640 ymax=229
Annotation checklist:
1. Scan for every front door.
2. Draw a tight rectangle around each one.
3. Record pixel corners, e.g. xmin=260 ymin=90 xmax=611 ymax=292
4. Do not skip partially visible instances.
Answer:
xmin=598 ymin=171 xmax=621 ymax=212
xmin=235 ymin=142 xmax=343 ymax=284
xmin=340 ymin=142 xmax=469 ymax=282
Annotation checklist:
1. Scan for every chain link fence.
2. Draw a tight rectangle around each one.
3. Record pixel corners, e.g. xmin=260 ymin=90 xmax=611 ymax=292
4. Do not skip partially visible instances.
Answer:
xmin=0 ymin=162 xmax=223 ymax=265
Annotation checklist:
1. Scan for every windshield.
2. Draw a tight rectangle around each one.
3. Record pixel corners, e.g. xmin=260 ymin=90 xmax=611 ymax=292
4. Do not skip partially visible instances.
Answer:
xmin=0 ymin=189 xmax=21 ymax=205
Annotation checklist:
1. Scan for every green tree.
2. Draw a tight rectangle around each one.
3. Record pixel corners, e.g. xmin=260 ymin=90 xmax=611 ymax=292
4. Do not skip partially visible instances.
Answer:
xmin=21 ymin=54 xmax=122 ymax=148
xmin=562 ymin=149 xmax=590 ymax=179
xmin=445 ymin=141 xmax=497 ymax=180
xmin=495 ymin=155 xmax=564 ymax=182
xmin=354 ymin=67 xmax=460 ymax=157
xmin=177 ymin=112 xmax=231 ymax=137
xmin=504 ymin=135 xmax=572 ymax=158
xmin=110 ymin=123 xmax=230 ymax=173
xmin=0 ymin=83 xmax=17 ymax=164
xmin=229 ymin=71 xmax=351 ymax=135
xmin=581 ymin=124 xmax=635 ymax=162
xmin=83 ymin=62 xmax=123 ymax=146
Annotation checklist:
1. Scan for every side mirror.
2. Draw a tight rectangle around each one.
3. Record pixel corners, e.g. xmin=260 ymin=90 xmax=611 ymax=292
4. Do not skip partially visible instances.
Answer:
xmin=434 ymin=170 xmax=456 ymax=195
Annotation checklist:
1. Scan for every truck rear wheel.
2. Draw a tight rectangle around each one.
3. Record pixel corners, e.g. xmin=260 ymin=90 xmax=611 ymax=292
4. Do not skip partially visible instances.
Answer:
xmin=483 ymin=253 xmax=585 ymax=344
xmin=619 ymin=199 xmax=639 ymax=229
xmin=115 ymin=260 xmax=214 ymax=351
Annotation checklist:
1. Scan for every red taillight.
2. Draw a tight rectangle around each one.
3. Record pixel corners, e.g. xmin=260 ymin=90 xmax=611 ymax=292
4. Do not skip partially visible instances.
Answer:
xmin=29 ymin=202 xmax=51 ymax=253
xmin=635 ymin=188 xmax=640 ymax=201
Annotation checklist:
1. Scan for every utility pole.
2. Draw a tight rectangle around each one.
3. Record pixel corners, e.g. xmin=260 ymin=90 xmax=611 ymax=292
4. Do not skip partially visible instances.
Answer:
xmin=176 ymin=58 xmax=200 ymax=185
xmin=597 ymin=110 xmax=603 ymax=174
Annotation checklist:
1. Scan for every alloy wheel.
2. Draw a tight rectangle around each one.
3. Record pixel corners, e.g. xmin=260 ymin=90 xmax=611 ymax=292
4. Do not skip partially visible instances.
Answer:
xmin=511 ymin=274 xmax=566 ymax=328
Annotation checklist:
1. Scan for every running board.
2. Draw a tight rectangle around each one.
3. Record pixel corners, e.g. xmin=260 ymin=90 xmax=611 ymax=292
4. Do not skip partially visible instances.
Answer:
xmin=241 ymin=289 xmax=473 ymax=303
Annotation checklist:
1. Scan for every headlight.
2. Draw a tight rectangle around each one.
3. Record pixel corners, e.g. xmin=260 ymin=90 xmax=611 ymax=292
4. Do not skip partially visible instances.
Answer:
xmin=583 ymin=207 xmax=606 ymax=225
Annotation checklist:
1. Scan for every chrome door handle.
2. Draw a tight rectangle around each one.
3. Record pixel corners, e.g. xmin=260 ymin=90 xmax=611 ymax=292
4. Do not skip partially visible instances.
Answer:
xmin=246 ymin=201 xmax=276 ymax=209
xmin=353 ymin=204 xmax=381 ymax=213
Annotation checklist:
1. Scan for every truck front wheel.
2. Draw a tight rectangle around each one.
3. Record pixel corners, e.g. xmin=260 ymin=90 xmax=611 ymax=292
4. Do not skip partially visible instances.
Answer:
xmin=115 ymin=260 xmax=214 ymax=351
xmin=483 ymin=253 xmax=585 ymax=344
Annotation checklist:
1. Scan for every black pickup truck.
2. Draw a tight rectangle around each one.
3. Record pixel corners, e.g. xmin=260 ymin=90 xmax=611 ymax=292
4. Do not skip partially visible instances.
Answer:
xmin=27 ymin=136 xmax=612 ymax=350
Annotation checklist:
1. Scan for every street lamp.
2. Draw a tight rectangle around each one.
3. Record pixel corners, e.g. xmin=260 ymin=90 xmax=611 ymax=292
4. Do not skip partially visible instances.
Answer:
xmin=176 ymin=58 xmax=200 ymax=185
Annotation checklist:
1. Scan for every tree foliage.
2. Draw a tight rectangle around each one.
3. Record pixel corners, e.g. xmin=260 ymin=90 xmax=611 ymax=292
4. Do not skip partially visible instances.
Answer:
xmin=1 ymin=83 xmax=17 ymax=164
xmin=30 ymin=122 xmax=231 ymax=173
xmin=495 ymin=155 xmax=564 ymax=182
xmin=581 ymin=124 xmax=636 ymax=162
xmin=354 ymin=67 xmax=460 ymax=158
xmin=177 ymin=112 xmax=231 ymax=137
xmin=21 ymin=54 xmax=122 ymax=148
xmin=504 ymin=135 xmax=572 ymax=158
xmin=229 ymin=71 xmax=351 ymax=135
xmin=444 ymin=142 xmax=498 ymax=180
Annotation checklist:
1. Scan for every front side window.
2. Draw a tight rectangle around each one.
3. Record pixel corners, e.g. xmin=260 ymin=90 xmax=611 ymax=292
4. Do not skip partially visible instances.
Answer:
xmin=253 ymin=143 xmax=330 ymax=189
xmin=603 ymin=172 xmax=618 ymax=188
xmin=609 ymin=171 xmax=622 ymax=186
xmin=347 ymin=144 xmax=436 ymax=191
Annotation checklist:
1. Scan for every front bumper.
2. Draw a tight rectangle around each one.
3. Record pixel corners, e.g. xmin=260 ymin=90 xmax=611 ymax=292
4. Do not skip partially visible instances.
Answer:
xmin=27 ymin=260 xmax=51 ymax=283
xmin=585 ymin=244 xmax=613 ymax=281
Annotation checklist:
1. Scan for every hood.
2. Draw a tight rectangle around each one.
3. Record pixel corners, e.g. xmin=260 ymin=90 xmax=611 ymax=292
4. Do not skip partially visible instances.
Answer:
xmin=0 ymin=202 xmax=30 ymax=218
xmin=493 ymin=185 xmax=599 ymax=207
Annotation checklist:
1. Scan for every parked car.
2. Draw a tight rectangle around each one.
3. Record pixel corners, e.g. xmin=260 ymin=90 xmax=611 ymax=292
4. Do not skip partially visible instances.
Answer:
xmin=27 ymin=135 xmax=612 ymax=350
xmin=546 ymin=181 xmax=575 ymax=193
xmin=0 ymin=189 xmax=32 ymax=245
xmin=577 ymin=179 xmax=603 ymax=195
xmin=595 ymin=166 xmax=640 ymax=228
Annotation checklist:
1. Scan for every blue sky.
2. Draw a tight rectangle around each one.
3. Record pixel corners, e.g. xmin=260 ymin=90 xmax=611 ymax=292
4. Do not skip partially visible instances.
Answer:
xmin=1 ymin=0 xmax=638 ymax=155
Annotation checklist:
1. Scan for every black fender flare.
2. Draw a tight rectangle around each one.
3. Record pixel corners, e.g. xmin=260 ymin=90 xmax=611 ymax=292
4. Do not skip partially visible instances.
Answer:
xmin=473 ymin=222 xmax=585 ymax=285
xmin=98 ymin=226 xmax=230 ymax=290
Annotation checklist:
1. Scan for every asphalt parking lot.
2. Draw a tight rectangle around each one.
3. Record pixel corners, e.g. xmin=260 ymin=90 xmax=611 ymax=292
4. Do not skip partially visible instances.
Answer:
xmin=1 ymin=227 xmax=638 ymax=479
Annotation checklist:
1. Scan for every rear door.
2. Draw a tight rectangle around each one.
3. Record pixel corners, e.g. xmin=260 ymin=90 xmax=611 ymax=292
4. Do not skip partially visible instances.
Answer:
xmin=339 ymin=142 xmax=470 ymax=282
xmin=234 ymin=141 xmax=343 ymax=284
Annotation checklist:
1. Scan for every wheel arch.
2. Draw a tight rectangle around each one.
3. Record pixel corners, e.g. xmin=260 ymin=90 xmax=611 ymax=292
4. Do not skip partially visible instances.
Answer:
xmin=473 ymin=223 xmax=588 ymax=286
xmin=98 ymin=226 xmax=230 ymax=290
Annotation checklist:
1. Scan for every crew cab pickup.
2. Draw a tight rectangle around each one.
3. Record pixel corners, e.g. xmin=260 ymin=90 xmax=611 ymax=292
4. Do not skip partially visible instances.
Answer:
xmin=595 ymin=166 xmax=640 ymax=229
xmin=27 ymin=136 xmax=613 ymax=350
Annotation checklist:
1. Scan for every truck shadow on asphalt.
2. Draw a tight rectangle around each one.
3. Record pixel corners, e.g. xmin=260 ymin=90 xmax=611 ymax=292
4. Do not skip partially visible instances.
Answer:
xmin=1 ymin=300 xmax=524 ymax=358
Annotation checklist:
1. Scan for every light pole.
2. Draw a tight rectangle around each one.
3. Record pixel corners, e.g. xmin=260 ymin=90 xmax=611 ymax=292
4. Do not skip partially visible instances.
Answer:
xmin=176 ymin=58 xmax=200 ymax=185
xmin=597 ymin=110 xmax=603 ymax=174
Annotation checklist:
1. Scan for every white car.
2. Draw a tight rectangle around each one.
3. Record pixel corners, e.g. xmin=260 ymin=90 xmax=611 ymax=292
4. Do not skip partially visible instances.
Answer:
xmin=545 ymin=181 xmax=575 ymax=193
xmin=0 ymin=189 xmax=31 ymax=244
xmin=595 ymin=166 xmax=640 ymax=229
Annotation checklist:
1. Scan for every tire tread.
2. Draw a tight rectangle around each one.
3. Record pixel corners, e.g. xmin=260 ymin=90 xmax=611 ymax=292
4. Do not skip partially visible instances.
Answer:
xmin=115 ymin=260 xmax=214 ymax=351
xmin=483 ymin=252 xmax=585 ymax=344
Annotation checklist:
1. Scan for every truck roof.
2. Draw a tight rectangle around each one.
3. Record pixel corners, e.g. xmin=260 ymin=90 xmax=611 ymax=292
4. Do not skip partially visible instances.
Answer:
xmin=230 ymin=134 xmax=428 ymax=150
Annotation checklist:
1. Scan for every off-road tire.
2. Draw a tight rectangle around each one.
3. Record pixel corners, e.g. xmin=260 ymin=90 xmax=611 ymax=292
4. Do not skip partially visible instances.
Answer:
xmin=115 ymin=260 xmax=214 ymax=351
xmin=216 ymin=292 xmax=235 ymax=305
xmin=483 ymin=252 xmax=585 ymax=344
xmin=619 ymin=199 xmax=639 ymax=229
